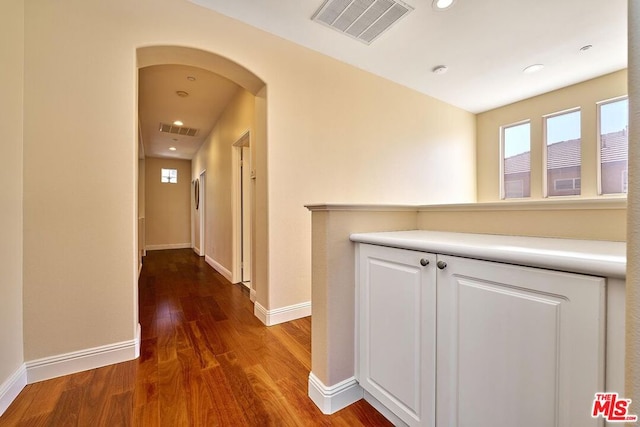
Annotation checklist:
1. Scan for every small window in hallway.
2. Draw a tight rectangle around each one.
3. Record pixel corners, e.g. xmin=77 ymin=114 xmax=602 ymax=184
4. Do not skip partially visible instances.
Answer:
xmin=161 ymin=168 xmax=178 ymax=183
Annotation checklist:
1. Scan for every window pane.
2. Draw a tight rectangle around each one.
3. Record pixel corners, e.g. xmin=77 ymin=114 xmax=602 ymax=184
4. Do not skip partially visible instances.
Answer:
xmin=161 ymin=168 xmax=178 ymax=184
xmin=546 ymin=110 xmax=581 ymax=197
xmin=502 ymin=122 xmax=530 ymax=199
xmin=599 ymin=98 xmax=628 ymax=195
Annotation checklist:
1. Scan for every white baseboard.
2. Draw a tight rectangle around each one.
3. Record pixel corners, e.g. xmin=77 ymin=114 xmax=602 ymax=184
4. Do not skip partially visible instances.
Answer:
xmin=363 ymin=390 xmax=409 ymax=426
xmin=308 ymin=372 xmax=363 ymax=414
xmin=0 ymin=364 xmax=27 ymax=417
xmin=250 ymin=288 xmax=256 ymax=302
xmin=138 ymin=262 xmax=143 ymax=278
xmin=193 ymin=246 xmax=202 ymax=256
xmin=134 ymin=323 xmax=141 ymax=358
xmin=254 ymin=301 xmax=311 ymax=326
xmin=145 ymin=243 xmax=191 ymax=251
xmin=205 ymin=255 xmax=233 ymax=283
xmin=26 ymin=327 xmax=141 ymax=384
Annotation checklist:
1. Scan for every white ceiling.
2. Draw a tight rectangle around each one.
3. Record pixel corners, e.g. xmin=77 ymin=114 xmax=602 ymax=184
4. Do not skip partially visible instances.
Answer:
xmin=140 ymin=0 xmax=627 ymax=160
xmin=190 ymin=0 xmax=627 ymax=113
xmin=138 ymin=64 xmax=240 ymax=160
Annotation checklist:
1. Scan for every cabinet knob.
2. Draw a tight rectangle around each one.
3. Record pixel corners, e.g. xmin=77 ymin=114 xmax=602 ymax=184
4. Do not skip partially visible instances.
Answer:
xmin=437 ymin=260 xmax=447 ymax=270
xmin=420 ymin=258 xmax=429 ymax=266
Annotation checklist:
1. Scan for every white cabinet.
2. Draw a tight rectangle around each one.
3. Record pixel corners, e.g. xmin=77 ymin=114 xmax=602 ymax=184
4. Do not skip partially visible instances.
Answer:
xmin=356 ymin=243 xmax=606 ymax=427
xmin=356 ymin=244 xmax=436 ymax=427
xmin=436 ymin=254 xmax=605 ymax=427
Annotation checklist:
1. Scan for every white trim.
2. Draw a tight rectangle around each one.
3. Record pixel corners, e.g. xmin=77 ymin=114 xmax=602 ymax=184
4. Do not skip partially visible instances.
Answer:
xmin=253 ymin=301 xmax=311 ymax=326
xmin=145 ymin=243 xmax=191 ymax=251
xmin=0 ymin=364 xmax=27 ymax=417
xmin=205 ymin=255 xmax=233 ymax=283
xmin=250 ymin=288 xmax=257 ymax=302
xmin=306 ymin=198 xmax=626 ymax=213
xmin=193 ymin=246 xmax=202 ymax=256
xmin=307 ymin=372 xmax=363 ymax=414
xmin=26 ymin=334 xmax=140 ymax=384
xmin=138 ymin=262 xmax=143 ymax=278
xmin=134 ymin=323 xmax=141 ymax=358
xmin=254 ymin=302 xmax=268 ymax=325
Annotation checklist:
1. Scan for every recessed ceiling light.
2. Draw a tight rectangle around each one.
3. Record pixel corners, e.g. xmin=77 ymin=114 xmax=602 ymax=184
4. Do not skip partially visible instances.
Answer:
xmin=432 ymin=65 xmax=449 ymax=75
xmin=173 ymin=120 xmax=184 ymax=126
xmin=433 ymin=0 xmax=455 ymax=10
xmin=523 ymin=64 xmax=544 ymax=74
xmin=169 ymin=147 xmax=177 ymax=151
xmin=580 ymin=44 xmax=593 ymax=52
xmin=186 ymin=76 xmax=196 ymax=81
xmin=176 ymin=90 xmax=189 ymax=97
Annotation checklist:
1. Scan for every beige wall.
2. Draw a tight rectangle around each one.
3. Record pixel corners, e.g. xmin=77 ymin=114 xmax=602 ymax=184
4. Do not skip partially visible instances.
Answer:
xmin=23 ymin=0 xmax=138 ymax=360
xmin=416 ymin=200 xmax=626 ymax=241
xmin=145 ymin=157 xmax=192 ymax=248
xmin=19 ymin=0 xmax=475 ymax=364
xmin=192 ymin=88 xmax=254 ymax=274
xmin=477 ymin=70 xmax=628 ymax=202
xmin=0 ymin=0 xmax=25 ymax=389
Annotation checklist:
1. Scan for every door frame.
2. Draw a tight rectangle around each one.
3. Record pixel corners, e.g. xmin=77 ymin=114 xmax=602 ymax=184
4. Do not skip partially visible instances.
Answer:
xmin=232 ymin=130 xmax=251 ymax=286
xmin=197 ymin=169 xmax=206 ymax=256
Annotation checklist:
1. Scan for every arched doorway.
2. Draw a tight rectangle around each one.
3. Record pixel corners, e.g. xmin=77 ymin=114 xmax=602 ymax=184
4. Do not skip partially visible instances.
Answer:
xmin=136 ymin=45 xmax=267 ymax=316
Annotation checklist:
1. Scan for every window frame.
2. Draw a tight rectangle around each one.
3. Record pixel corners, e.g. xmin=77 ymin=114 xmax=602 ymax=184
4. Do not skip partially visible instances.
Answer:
xmin=161 ymin=168 xmax=178 ymax=184
xmin=596 ymin=95 xmax=628 ymax=196
xmin=500 ymin=119 xmax=531 ymax=200
xmin=542 ymin=107 xmax=582 ymax=198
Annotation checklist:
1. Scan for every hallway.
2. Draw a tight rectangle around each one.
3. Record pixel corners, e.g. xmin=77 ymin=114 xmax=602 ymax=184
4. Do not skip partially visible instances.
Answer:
xmin=0 ymin=249 xmax=390 ymax=426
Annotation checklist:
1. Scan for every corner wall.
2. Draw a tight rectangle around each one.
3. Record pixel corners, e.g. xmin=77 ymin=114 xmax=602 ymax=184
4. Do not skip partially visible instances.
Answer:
xmin=0 ymin=0 xmax=26 ymax=414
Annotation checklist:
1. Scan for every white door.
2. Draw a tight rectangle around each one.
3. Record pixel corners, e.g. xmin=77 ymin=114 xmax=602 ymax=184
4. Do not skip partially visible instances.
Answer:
xmin=357 ymin=244 xmax=436 ymax=427
xmin=436 ymin=255 xmax=605 ymax=427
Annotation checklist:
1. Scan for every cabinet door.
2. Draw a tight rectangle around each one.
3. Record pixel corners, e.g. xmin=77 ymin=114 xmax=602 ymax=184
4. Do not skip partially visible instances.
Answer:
xmin=436 ymin=255 xmax=605 ymax=427
xmin=357 ymin=244 xmax=436 ymax=427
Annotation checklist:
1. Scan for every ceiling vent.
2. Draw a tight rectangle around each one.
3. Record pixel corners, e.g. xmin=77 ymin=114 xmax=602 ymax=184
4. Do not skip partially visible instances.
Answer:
xmin=312 ymin=0 xmax=413 ymax=45
xmin=159 ymin=123 xmax=199 ymax=137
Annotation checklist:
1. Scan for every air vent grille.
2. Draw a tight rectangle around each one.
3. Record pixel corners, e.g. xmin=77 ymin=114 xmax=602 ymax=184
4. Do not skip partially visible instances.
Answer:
xmin=159 ymin=123 xmax=199 ymax=137
xmin=312 ymin=0 xmax=413 ymax=44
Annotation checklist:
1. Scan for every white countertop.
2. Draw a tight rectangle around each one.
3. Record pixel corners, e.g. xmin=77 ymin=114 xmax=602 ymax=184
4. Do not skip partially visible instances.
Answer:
xmin=350 ymin=230 xmax=626 ymax=279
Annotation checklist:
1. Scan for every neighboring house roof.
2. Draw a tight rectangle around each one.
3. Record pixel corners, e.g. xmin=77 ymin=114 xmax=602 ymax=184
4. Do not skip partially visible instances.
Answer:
xmin=601 ymin=129 xmax=628 ymax=163
xmin=504 ymin=129 xmax=628 ymax=175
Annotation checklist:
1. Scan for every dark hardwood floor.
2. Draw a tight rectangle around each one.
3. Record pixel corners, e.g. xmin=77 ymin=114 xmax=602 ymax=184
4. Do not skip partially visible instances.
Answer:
xmin=0 ymin=249 xmax=391 ymax=426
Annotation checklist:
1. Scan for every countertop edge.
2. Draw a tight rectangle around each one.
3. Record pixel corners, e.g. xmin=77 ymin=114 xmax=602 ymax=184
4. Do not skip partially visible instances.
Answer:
xmin=350 ymin=230 xmax=626 ymax=279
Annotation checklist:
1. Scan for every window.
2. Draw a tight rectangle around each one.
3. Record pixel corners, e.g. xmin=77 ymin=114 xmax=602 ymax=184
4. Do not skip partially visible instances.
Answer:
xmin=598 ymin=97 xmax=628 ymax=195
xmin=502 ymin=121 xmax=531 ymax=199
xmin=161 ymin=168 xmax=178 ymax=183
xmin=554 ymin=177 xmax=580 ymax=191
xmin=545 ymin=109 xmax=581 ymax=197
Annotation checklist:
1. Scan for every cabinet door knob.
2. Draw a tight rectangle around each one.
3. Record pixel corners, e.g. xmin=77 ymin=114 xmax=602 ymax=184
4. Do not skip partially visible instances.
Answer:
xmin=437 ymin=260 xmax=447 ymax=270
xmin=420 ymin=258 xmax=429 ymax=266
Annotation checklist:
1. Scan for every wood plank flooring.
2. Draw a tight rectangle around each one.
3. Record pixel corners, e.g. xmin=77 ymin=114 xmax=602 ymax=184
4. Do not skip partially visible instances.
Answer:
xmin=0 ymin=249 xmax=391 ymax=426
